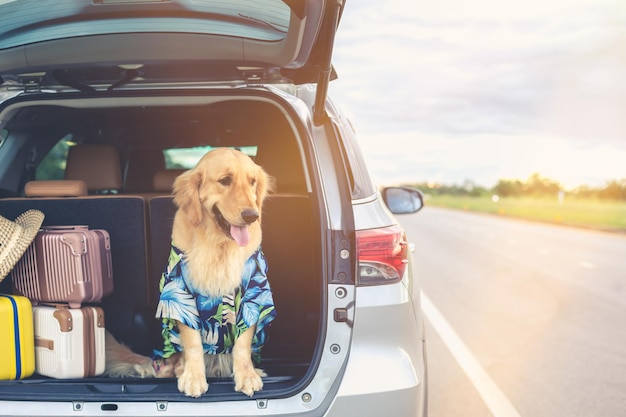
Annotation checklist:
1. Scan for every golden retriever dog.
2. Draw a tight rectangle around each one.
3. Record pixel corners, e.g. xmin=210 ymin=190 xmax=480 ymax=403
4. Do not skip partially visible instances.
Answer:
xmin=105 ymin=148 xmax=276 ymax=398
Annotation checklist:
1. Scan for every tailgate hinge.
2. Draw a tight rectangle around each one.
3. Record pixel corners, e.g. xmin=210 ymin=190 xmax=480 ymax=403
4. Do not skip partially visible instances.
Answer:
xmin=19 ymin=72 xmax=46 ymax=93
xmin=243 ymin=68 xmax=266 ymax=85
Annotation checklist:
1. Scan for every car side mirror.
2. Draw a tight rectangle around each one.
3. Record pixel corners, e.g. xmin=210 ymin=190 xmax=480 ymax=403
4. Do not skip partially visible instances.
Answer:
xmin=381 ymin=186 xmax=424 ymax=214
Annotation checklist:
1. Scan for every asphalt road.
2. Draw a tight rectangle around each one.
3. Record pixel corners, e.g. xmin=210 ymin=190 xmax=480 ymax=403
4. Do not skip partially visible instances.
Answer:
xmin=398 ymin=206 xmax=626 ymax=417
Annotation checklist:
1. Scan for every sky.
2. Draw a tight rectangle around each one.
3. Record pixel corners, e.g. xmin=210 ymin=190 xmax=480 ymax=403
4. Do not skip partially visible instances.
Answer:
xmin=328 ymin=0 xmax=626 ymax=189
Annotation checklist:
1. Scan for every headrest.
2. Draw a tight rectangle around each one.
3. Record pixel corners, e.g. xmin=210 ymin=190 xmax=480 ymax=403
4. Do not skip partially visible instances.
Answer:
xmin=152 ymin=169 xmax=187 ymax=193
xmin=65 ymin=144 xmax=122 ymax=192
xmin=124 ymin=149 xmax=166 ymax=193
xmin=25 ymin=180 xmax=88 ymax=197
xmin=254 ymin=145 xmax=306 ymax=194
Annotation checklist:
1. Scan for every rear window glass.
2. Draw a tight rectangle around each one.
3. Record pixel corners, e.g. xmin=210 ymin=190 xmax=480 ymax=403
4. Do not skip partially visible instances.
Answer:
xmin=164 ymin=146 xmax=257 ymax=169
xmin=0 ymin=0 xmax=291 ymax=50
xmin=0 ymin=128 xmax=7 ymax=147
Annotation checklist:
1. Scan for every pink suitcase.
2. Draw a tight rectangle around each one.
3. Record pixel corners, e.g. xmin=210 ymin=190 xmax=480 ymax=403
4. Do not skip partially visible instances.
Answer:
xmin=11 ymin=225 xmax=113 ymax=308
xmin=0 ymin=294 xmax=35 ymax=380
xmin=32 ymin=304 xmax=105 ymax=378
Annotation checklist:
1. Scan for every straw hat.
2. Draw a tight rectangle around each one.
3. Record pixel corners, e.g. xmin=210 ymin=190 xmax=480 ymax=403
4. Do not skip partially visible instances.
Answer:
xmin=0 ymin=210 xmax=45 ymax=282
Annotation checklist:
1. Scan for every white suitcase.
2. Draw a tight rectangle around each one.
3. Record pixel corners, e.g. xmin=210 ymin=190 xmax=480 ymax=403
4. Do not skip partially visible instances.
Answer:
xmin=32 ymin=304 xmax=105 ymax=378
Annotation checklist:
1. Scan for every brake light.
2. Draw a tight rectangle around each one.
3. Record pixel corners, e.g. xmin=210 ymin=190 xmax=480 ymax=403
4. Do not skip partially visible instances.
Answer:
xmin=356 ymin=225 xmax=409 ymax=286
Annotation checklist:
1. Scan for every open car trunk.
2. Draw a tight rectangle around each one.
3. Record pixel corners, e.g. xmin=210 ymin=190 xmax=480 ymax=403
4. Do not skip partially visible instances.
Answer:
xmin=0 ymin=91 xmax=324 ymax=402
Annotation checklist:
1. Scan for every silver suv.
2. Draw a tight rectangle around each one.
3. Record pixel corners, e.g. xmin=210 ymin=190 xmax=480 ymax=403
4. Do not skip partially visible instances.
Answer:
xmin=0 ymin=1 xmax=427 ymax=416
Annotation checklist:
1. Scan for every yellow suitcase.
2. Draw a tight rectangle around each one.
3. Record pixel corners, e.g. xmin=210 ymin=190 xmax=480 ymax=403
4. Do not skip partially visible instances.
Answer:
xmin=0 ymin=294 xmax=35 ymax=380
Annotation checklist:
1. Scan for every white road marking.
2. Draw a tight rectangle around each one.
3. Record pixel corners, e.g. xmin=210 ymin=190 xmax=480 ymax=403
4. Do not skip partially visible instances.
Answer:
xmin=578 ymin=261 xmax=596 ymax=269
xmin=421 ymin=292 xmax=523 ymax=417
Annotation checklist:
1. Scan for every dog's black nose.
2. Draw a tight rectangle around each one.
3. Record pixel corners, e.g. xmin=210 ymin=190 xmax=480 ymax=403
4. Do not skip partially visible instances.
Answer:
xmin=241 ymin=209 xmax=259 ymax=224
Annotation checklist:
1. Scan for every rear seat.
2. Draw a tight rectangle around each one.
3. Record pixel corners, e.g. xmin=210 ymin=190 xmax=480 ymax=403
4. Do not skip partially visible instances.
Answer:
xmin=1 ymin=144 xmax=319 ymax=361
xmin=258 ymin=194 xmax=318 ymax=360
xmin=145 ymin=169 xmax=184 ymax=322
xmin=123 ymin=149 xmax=166 ymax=194
xmin=145 ymin=164 xmax=319 ymax=360
xmin=145 ymin=157 xmax=319 ymax=361
xmin=253 ymin=147 xmax=319 ymax=360
xmin=0 ymin=144 xmax=153 ymax=354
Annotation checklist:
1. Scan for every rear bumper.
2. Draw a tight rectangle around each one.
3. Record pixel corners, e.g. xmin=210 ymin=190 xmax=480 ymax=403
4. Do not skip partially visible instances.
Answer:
xmin=324 ymin=282 xmax=427 ymax=417
xmin=326 ymin=384 xmax=426 ymax=417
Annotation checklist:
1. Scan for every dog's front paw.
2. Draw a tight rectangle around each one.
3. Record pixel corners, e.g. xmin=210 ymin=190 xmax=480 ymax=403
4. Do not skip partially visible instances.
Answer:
xmin=177 ymin=368 xmax=208 ymax=398
xmin=234 ymin=367 xmax=264 ymax=397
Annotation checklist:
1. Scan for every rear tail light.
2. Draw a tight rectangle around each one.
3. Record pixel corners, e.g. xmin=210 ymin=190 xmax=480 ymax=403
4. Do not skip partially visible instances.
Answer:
xmin=356 ymin=225 xmax=409 ymax=286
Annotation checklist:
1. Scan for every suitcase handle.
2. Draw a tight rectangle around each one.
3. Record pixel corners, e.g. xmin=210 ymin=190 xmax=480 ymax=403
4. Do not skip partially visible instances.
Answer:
xmin=41 ymin=225 xmax=89 ymax=232
xmin=38 ymin=302 xmax=71 ymax=310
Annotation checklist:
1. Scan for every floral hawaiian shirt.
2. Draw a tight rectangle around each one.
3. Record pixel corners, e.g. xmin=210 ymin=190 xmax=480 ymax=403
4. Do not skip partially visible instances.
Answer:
xmin=154 ymin=244 xmax=276 ymax=363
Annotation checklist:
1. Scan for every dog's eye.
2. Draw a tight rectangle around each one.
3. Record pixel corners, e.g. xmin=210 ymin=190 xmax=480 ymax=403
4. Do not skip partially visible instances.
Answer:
xmin=250 ymin=178 xmax=257 ymax=186
xmin=218 ymin=176 xmax=232 ymax=186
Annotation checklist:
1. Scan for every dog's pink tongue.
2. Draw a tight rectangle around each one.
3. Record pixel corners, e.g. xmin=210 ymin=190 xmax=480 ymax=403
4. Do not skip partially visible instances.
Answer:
xmin=230 ymin=225 xmax=249 ymax=247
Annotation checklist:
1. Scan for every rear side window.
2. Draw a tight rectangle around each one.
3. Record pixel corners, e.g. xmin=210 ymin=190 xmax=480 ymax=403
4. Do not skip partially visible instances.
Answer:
xmin=333 ymin=121 xmax=377 ymax=200
xmin=36 ymin=134 xmax=73 ymax=180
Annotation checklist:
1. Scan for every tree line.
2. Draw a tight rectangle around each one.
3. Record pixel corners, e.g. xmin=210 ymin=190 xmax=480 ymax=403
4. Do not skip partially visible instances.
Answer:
xmin=408 ymin=173 xmax=626 ymax=201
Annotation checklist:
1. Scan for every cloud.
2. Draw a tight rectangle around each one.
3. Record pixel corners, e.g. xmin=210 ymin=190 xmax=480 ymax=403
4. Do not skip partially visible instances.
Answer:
xmin=330 ymin=0 xmax=626 ymax=187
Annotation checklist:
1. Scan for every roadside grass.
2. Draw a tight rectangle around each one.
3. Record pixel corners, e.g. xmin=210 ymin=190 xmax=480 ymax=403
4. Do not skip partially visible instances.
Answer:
xmin=424 ymin=195 xmax=626 ymax=233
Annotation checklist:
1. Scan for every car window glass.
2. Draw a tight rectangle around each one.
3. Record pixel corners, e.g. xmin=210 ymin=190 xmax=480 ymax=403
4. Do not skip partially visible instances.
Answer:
xmin=35 ymin=134 xmax=74 ymax=180
xmin=0 ymin=0 xmax=291 ymax=50
xmin=333 ymin=122 xmax=376 ymax=200
xmin=164 ymin=146 xmax=257 ymax=169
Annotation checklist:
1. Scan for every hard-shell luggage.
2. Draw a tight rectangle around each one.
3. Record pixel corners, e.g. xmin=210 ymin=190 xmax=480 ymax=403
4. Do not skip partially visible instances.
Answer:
xmin=0 ymin=294 xmax=35 ymax=380
xmin=32 ymin=304 xmax=105 ymax=378
xmin=12 ymin=225 xmax=113 ymax=307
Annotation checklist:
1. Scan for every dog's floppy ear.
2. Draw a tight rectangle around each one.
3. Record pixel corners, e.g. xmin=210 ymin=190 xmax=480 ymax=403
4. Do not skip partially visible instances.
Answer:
xmin=256 ymin=165 xmax=275 ymax=212
xmin=173 ymin=169 xmax=203 ymax=226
